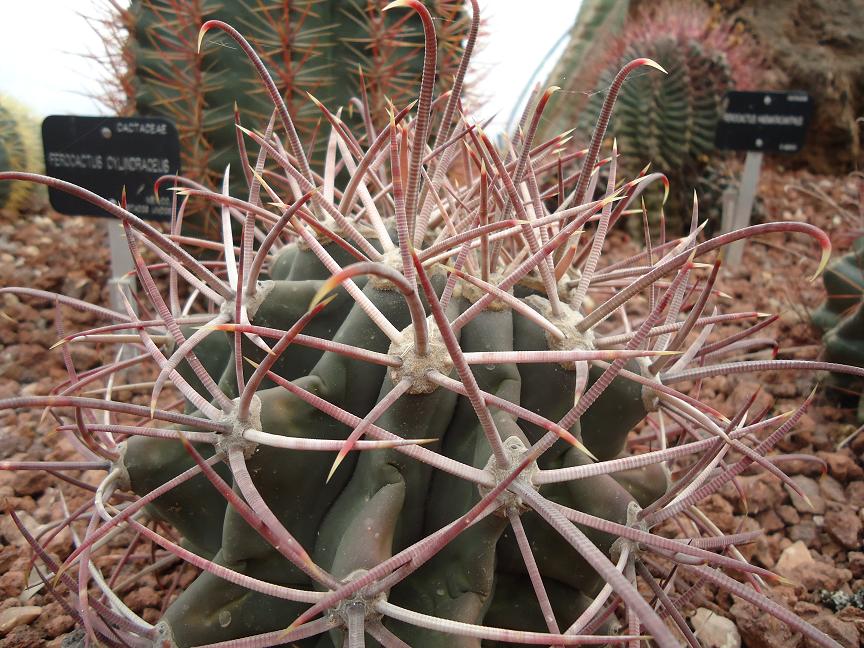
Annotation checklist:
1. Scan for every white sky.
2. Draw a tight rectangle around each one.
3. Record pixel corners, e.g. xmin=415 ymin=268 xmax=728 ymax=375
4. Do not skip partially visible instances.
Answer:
xmin=1 ymin=2 xmax=113 ymax=117
xmin=0 ymin=1 xmax=582 ymax=134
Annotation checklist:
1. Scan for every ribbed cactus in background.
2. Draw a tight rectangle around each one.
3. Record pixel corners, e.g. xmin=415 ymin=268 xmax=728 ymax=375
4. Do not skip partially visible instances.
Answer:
xmin=589 ymin=38 xmax=730 ymax=179
xmin=0 ymin=2 xmax=858 ymax=647
xmin=0 ymin=95 xmax=43 ymax=212
xmin=100 ymin=0 xmax=471 ymax=191
xmin=540 ymin=2 xmax=755 ymax=234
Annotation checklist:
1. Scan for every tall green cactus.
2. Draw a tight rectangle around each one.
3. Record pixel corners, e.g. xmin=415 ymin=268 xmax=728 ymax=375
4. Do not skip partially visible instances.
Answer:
xmin=0 ymin=95 xmax=42 ymax=212
xmin=103 ymin=0 xmax=471 ymax=193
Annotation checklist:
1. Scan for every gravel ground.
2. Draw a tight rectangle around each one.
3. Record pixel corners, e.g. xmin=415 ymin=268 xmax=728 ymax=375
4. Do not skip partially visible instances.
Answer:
xmin=0 ymin=164 xmax=861 ymax=647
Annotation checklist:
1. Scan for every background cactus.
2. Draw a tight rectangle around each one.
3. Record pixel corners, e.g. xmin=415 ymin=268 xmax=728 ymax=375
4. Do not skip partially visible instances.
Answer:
xmin=812 ymin=237 xmax=864 ymax=331
xmin=99 ymin=0 xmax=472 ymax=198
xmin=0 ymin=3 xmax=859 ymax=647
xmin=0 ymin=94 xmax=43 ymax=212
xmin=813 ymin=236 xmax=864 ymax=422
xmin=539 ymin=2 xmax=757 ymax=235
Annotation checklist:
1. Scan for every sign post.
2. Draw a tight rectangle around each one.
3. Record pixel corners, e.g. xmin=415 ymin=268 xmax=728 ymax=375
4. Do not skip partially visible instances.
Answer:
xmin=105 ymin=222 xmax=137 ymax=315
xmin=714 ymin=91 xmax=812 ymax=267
xmin=726 ymin=151 xmax=763 ymax=267
xmin=42 ymin=116 xmax=180 ymax=355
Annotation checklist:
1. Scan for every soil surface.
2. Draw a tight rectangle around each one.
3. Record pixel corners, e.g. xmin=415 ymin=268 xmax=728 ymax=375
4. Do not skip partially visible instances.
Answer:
xmin=0 ymin=163 xmax=862 ymax=647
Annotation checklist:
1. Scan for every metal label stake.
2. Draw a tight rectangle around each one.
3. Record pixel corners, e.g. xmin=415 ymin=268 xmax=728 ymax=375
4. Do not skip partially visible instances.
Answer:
xmin=106 ymin=220 xmax=137 ymax=314
xmin=725 ymin=151 xmax=763 ymax=267
xmin=106 ymin=222 xmax=139 ymax=360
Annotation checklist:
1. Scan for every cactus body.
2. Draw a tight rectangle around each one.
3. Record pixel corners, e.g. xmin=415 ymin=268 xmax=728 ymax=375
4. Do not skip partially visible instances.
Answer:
xmin=126 ymin=251 xmax=649 ymax=646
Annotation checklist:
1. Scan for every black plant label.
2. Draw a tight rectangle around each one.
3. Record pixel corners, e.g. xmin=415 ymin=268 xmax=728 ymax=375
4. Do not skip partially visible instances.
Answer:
xmin=42 ymin=116 xmax=180 ymax=221
xmin=715 ymin=91 xmax=812 ymax=154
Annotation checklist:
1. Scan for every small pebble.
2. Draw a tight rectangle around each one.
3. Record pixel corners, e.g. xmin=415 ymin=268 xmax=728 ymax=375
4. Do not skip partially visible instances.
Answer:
xmin=0 ymin=605 xmax=42 ymax=635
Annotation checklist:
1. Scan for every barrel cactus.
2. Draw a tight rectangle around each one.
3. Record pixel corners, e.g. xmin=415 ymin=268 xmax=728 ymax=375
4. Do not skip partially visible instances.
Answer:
xmin=2 ymin=2 xmax=859 ymax=647
xmin=0 ymin=94 xmax=43 ymax=212
xmin=101 ymin=0 xmax=471 ymax=194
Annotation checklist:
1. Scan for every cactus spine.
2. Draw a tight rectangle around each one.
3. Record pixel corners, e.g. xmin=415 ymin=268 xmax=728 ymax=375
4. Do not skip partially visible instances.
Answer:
xmin=531 ymin=0 xmax=630 ymax=140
